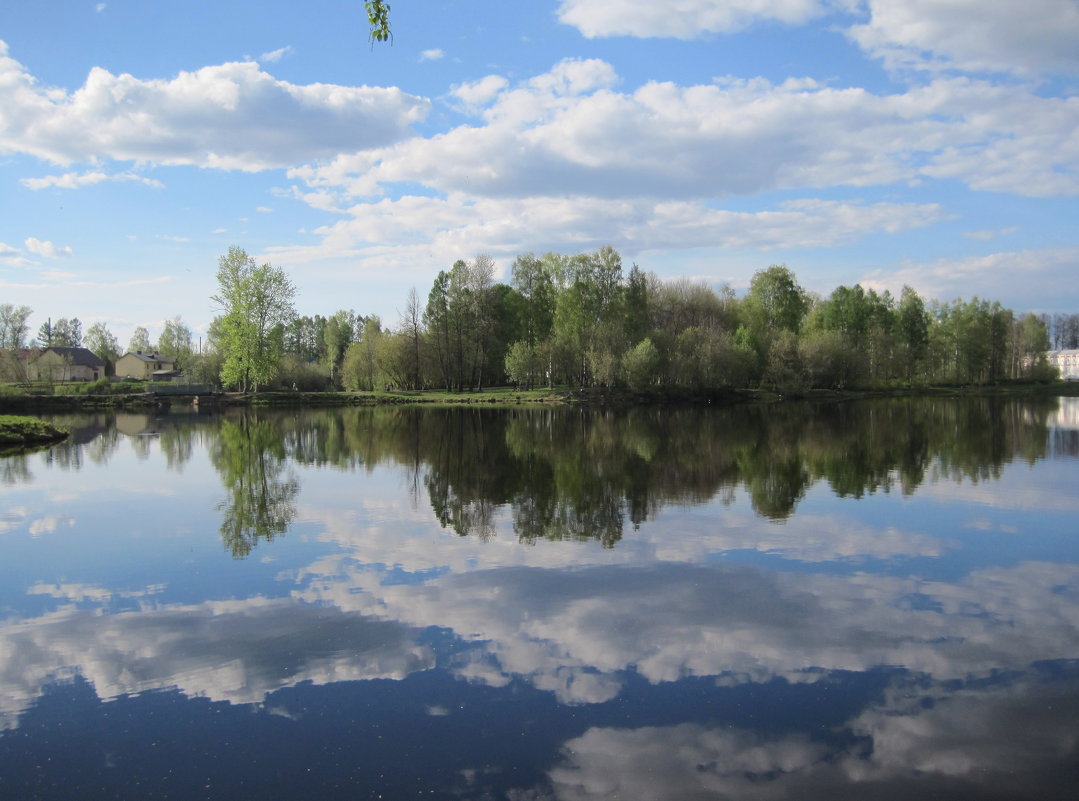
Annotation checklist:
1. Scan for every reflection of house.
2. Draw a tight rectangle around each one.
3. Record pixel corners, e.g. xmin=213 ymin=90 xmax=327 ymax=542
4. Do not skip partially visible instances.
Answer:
xmin=115 ymin=351 xmax=177 ymax=380
xmin=26 ymin=347 xmax=106 ymax=382
xmin=1047 ymin=350 xmax=1079 ymax=380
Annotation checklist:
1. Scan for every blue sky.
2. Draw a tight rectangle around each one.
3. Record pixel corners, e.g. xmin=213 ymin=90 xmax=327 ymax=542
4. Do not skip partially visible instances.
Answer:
xmin=1 ymin=0 xmax=1077 ymax=347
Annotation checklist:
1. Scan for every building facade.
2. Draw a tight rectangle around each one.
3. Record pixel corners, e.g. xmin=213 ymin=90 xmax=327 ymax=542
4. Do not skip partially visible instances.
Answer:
xmin=115 ymin=351 xmax=177 ymax=380
xmin=1047 ymin=350 xmax=1079 ymax=380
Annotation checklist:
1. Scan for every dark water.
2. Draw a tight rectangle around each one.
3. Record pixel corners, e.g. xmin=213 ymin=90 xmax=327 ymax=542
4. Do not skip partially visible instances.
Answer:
xmin=2 ymin=397 xmax=1078 ymax=800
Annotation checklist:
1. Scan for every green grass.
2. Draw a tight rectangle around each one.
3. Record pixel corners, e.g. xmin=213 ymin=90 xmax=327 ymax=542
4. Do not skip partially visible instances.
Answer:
xmin=0 ymin=415 xmax=70 ymax=446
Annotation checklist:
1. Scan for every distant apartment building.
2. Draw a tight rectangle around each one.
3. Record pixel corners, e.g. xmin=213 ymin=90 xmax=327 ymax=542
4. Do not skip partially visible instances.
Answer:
xmin=1047 ymin=350 xmax=1079 ymax=380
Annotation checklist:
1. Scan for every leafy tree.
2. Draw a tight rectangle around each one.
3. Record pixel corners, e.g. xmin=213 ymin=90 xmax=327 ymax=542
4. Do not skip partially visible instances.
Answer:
xmin=397 ymin=287 xmax=425 ymax=390
xmin=36 ymin=318 xmax=54 ymax=347
xmin=622 ymin=338 xmax=661 ymax=390
xmin=53 ymin=317 xmax=82 ymax=347
xmin=743 ymin=265 xmax=808 ymax=339
xmin=342 ymin=315 xmax=385 ymax=390
xmin=0 ymin=304 xmax=32 ymax=349
xmin=511 ymin=253 xmax=556 ymax=349
xmin=323 ymin=309 xmax=360 ymax=386
xmin=896 ymin=286 xmax=929 ymax=382
xmin=128 ymin=326 xmax=151 ymax=353
xmin=157 ymin=316 xmax=193 ymax=369
xmin=83 ymin=322 xmax=121 ymax=372
xmin=212 ymin=246 xmax=297 ymax=392
xmin=505 ymin=340 xmax=545 ymax=389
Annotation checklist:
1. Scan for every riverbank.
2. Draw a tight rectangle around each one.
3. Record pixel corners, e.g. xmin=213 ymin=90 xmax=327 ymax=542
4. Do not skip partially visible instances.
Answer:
xmin=0 ymin=415 xmax=70 ymax=450
xmin=2 ymin=380 xmax=1076 ymax=414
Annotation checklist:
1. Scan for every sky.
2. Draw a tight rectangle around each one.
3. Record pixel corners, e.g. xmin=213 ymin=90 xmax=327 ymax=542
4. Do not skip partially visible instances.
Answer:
xmin=1 ymin=0 xmax=1077 ymax=348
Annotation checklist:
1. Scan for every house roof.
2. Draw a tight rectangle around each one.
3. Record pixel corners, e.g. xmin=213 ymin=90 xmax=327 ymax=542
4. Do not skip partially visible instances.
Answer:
xmin=121 ymin=351 xmax=176 ymax=364
xmin=45 ymin=346 xmax=106 ymax=368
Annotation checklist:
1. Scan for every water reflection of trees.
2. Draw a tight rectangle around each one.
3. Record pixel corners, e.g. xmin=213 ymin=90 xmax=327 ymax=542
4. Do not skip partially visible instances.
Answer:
xmin=224 ymin=396 xmax=1055 ymax=546
xmin=211 ymin=416 xmax=299 ymax=558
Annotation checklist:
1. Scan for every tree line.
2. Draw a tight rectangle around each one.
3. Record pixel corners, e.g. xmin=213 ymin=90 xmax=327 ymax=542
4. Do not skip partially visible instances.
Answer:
xmin=202 ymin=246 xmax=1057 ymax=394
xmin=1 ymin=244 xmax=1066 ymax=392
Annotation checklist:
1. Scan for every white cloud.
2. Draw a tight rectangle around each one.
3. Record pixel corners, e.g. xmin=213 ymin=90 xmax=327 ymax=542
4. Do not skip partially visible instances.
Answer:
xmin=557 ymin=0 xmax=850 ymax=39
xmin=860 ymin=246 xmax=1079 ymax=311
xmin=24 ymin=237 xmax=72 ymax=258
xmin=963 ymin=226 xmax=1018 ymax=241
xmin=850 ymin=0 xmax=1079 ymax=77
xmin=95 ymin=3 xmax=106 ymax=12
xmin=267 ymin=194 xmax=944 ymax=270
xmin=558 ymin=1 xmax=1079 ymax=78
xmin=0 ymin=40 xmax=429 ymax=170
xmin=258 ymin=45 xmax=294 ymax=63
xmin=20 ymin=170 xmax=164 ymax=190
xmin=256 ymin=206 xmax=273 ymax=213
xmin=295 ymin=65 xmax=1079 ymax=206
xmin=450 ymin=74 xmax=510 ymax=110
xmin=419 ymin=48 xmax=445 ymax=62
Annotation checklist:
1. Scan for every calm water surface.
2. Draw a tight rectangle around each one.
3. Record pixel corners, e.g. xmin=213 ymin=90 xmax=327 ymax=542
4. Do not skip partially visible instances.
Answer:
xmin=1 ymin=398 xmax=1078 ymax=799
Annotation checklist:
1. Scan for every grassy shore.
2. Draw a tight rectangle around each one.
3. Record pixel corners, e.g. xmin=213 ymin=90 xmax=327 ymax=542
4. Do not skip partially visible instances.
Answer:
xmin=0 ymin=415 xmax=70 ymax=448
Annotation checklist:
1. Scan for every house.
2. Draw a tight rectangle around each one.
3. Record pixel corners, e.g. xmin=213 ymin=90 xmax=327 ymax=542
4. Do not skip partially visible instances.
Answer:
xmin=1047 ymin=350 xmax=1079 ymax=380
xmin=25 ymin=346 xmax=106 ymax=382
xmin=115 ymin=351 xmax=177 ymax=380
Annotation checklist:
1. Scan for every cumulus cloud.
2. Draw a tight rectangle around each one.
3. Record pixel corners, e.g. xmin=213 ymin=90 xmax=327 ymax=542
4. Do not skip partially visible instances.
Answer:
xmin=294 ymin=64 xmax=1079 ymax=206
xmin=420 ymin=48 xmax=445 ymax=62
xmin=450 ymin=74 xmax=510 ymax=110
xmin=0 ymin=40 xmax=429 ymax=170
xmin=558 ymin=1 xmax=1079 ymax=78
xmin=557 ymin=0 xmax=849 ymax=39
xmin=23 ymin=237 xmax=72 ymax=258
xmin=850 ymin=0 xmax=1079 ymax=77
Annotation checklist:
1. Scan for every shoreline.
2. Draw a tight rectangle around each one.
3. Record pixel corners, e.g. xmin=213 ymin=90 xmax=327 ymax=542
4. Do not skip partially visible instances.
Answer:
xmin=2 ymin=380 xmax=1077 ymax=415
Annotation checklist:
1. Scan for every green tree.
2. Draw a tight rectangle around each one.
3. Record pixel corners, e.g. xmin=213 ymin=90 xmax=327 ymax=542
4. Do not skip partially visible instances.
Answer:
xmin=83 ymin=322 xmax=121 ymax=373
xmin=212 ymin=246 xmax=297 ymax=392
xmin=128 ymin=326 xmax=151 ymax=353
xmin=743 ymin=265 xmax=808 ymax=340
xmin=323 ymin=309 xmax=360 ymax=386
xmin=622 ymin=337 xmax=661 ymax=390
xmin=0 ymin=304 xmax=32 ymax=349
xmin=896 ymin=285 xmax=929 ymax=382
xmin=36 ymin=318 xmax=55 ymax=347
xmin=156 ymin=316 xmax=193 ymax=370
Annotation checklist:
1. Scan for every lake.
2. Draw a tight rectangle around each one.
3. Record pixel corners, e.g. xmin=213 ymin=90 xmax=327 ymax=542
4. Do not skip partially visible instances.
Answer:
xmin=2 ymin=397 xmax=1078 ymax=799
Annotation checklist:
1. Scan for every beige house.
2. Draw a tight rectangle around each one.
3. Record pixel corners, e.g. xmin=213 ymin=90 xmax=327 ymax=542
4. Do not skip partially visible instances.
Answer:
xmin=115 ymin=351 xmax=177 ymax=380
xmin=26 ymin=347 xmax=106 ymax=382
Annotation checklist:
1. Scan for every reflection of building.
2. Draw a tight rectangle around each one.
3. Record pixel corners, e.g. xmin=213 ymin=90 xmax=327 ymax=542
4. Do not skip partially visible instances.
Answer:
xmin=1047 ymin=350 xmax=1079 ymax=380
xmin=114 ymin=413 xmax=157 ymax=437
xmin=1046 ymin=398 xmax=1079 ymax=431
xmin=115 ymin=351 xmax=177 ymax=380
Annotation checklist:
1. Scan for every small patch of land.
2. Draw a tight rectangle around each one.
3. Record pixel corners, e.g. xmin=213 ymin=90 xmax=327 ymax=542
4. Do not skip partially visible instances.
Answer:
xmin=0 ymin=415 xmax=70 ymax=448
